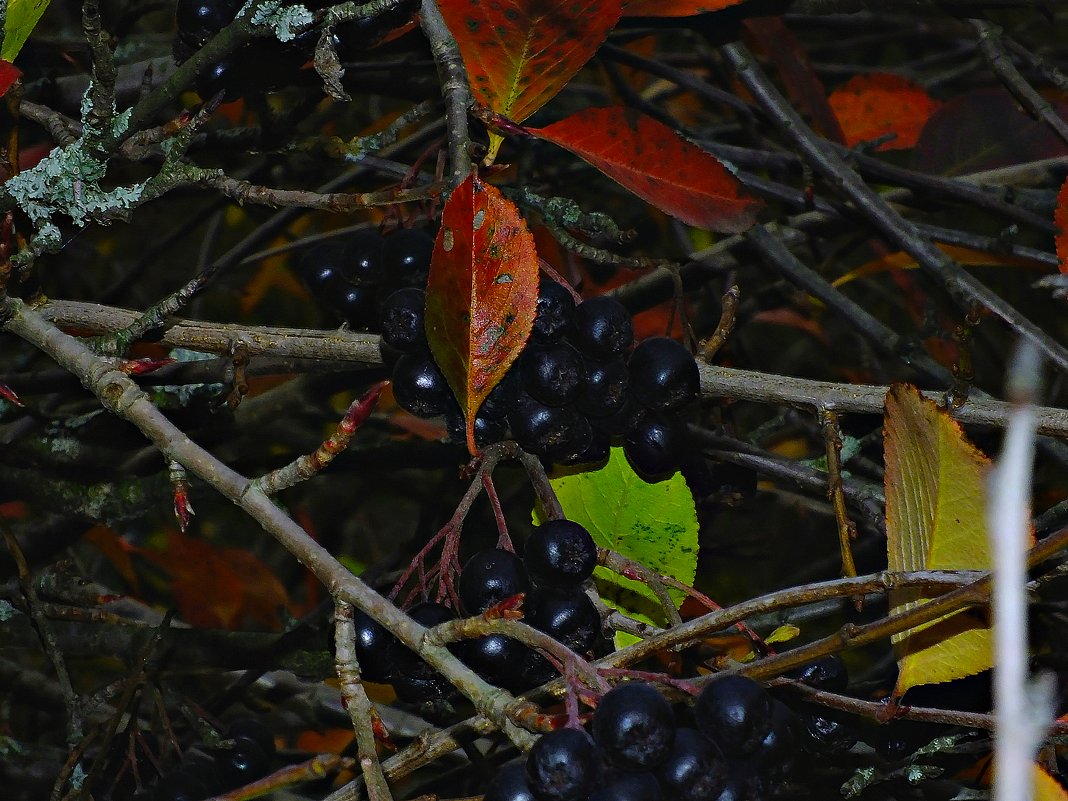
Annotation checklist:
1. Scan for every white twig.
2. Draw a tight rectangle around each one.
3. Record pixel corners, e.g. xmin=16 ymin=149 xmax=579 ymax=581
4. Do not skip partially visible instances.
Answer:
xmin=988 ymin=341 xmax=1055 ymax=801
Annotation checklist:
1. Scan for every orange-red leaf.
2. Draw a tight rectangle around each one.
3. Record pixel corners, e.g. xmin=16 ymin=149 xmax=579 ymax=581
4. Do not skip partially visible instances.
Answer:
xmin=828 ymin=73 xmax=941 ymax=151
xmin=623 ymin=0 xmax=744 ymax=15
xmin=438 ymin=0 xmax=622 ymax=158
xmin=0 ymin=59 xmax=21 ymax=98
xmin=1056 ymin=176 xmax=1068 ymax=273
xmin=530 ymin=107 xmax=761 ymax=233
xmin=425 ymin=174 xmax=538 ymax=454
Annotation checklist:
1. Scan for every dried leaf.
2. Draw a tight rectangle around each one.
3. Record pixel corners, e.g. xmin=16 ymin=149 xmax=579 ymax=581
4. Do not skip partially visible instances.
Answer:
xmin=623 ymin=0 xmax=744 ymax=15
xmin=530 ymin=107 xmax=761 ymax=233
xmin=1056 ymin=176 xmax=1068 ymax=274
xmin=438 ymin=0 xmax=622 ymax=160
xmin=0 ymin=59 xmax=21 ymax=97
xmin=424 ymin=174 xmax=538 ymax=454
xmin=883 ymin=384 xmax=1017 ymax=695
xmin=828 ymin=73 xmax=941 ymax=151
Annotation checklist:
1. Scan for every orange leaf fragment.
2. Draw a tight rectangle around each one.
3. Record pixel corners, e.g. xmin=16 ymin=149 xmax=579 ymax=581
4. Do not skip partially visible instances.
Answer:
xmin=424 ymin=174 xmax=539 ymax=454
xmin=828 ymin=73 xmax=941 ymax=151
xmin=1056 ymin=176 xmax=1068 ymax=273
xmin=530 ymin=107 xmax=761 ymax=233
xmin=438 ymin=0 xmax=622 ymax=158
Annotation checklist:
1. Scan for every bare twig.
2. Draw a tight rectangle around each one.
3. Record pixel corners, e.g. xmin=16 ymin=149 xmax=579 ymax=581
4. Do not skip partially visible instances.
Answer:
xmin=819 ymin=409 xmax=860 ymax=583
xmin=698 ymin=285 xmax=739 ymax=363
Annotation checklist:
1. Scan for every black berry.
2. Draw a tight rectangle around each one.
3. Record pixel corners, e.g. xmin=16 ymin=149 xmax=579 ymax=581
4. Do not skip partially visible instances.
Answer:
xmin=532 ymin=278 xmax=577 ymax=343
xmin=629 ymin=337 xmax=700 ymax=411
xmin=382 ymin=228 xmax=434 ymax=290
xmin=342 ymin=229 xmax=385 ymax=285
xmin=570 ymin=296 xmax=633 ymax=360
xmin=298 ymin=243 xmax=345 ymax=297
xmin=213 ymin=735 xmax=269 ymax=790
xmin=592 ymin=682 xmax=676 ymax=770
xmin=790 ymin=654 xmax=848 ymax=693
xmin=380 ymin=288 xmax=427 ymax=352
xmin=524 ymin=520 xmax=598 ymax=589
xmin=329 ymin=284 xmax=377 ymax=328
xmin=694 ymin=675 xmax=773 ymax=757
xmin=391 ymin=353 xmax=454 ymax=418
xmin=798 ymin=710 xmax=858 ymax=755
xmin=352 ymin=608 xmax=396 ymax=683
xmin=577 ymin=357 xmax=630 ymax=418
xmin=655 ymin=728 xmax=729 ymax=801
xmin=391 ymin=602 xmax=456 ymax=702
xmin=624 ymin=411 xmax=687 ymax=478
xmin=458 ymin=548 xmax=530 ymax=614
xmin=520 ymin=343 xmax=587 ymax=407
xmin=526 ymin=587 xmax=602 ymax=655
xmin=508 ymin=395 xmax=590 ymax=459
xmin=526 ymin=728 xmax=601 ymax=801
xmin=486 ymin=760 xmax=538 ymax=801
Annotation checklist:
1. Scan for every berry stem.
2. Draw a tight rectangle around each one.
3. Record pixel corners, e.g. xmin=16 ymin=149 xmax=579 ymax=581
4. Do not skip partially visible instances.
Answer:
xmin=482 ymin=473 xmax=514 ymax=552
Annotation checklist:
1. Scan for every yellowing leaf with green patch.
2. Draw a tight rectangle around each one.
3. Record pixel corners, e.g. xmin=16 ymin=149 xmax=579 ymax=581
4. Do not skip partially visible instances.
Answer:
xmin=437 ymin=0 xmax=623 ymax=161
xmin=3 ymin=0 xmax=52 ymax=61
xmin=533 ymin=447 xmax=698 ymax=648
xmin=883 ymin=384 xmax=1021 ymax=695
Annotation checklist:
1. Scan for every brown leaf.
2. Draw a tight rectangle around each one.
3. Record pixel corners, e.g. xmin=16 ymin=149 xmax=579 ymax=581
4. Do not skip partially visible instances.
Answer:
xmin=424 ymin=174 xmax=539 ymax=454
xmin=530 ymin=107 xmax=761 ymax=233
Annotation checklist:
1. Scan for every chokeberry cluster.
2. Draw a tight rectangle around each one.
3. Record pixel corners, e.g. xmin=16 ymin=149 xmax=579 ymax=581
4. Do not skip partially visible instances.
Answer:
xmin=387 ymin=272 xmax=703 ymax=478
xmin=355 ymin=518 xmax=601 ymax=701
xmin=295 ymin=227 xmax=435 ymax=334
xmin=172 ymin=0 xmax=419 ymax=100
xmin=486 ymin=676 xmax=801 ymax=801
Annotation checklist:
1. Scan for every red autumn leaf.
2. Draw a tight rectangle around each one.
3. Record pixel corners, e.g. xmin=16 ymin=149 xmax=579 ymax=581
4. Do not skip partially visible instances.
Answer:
xmin=0 ymin=59 xmax=21 ymax=98
xmin=424 ymin=174 xmax=539 ymax=454
xmin=530 ymin=107 xmax=761 ymax=233
xmin=1056 ymin=176 xmax=1068 ymax=274
xmin=437 ymin=0 xmax=622 ymax=157
xmin=828 ymin=73 xmax=941 ymax=151
xmin=623 ymin=0 xmax=744 ymax=15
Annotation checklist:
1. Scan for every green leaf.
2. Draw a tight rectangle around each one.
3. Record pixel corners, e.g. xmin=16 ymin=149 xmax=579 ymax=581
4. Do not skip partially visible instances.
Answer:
xmin=533 ymin=447 xmax=699 ymax=648
xmin=3 ymin=0 xmax=53 ymax=61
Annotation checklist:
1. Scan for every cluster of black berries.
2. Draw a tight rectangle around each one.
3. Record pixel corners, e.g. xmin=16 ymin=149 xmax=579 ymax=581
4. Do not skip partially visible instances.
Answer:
xmin=92 ymin=718 xmax=275 ymax=801
xmin=352 ymin=518 xmax=601 ymax=702
xmin=487 ymin=675 xmax=801 ymax=801
xmin=173 ymin=0 xmax=418 ymax=100
xmin=296 ymin=227 xmax=435 ymax=332
xmin=386 ymin=274 xmax=702 ymax=478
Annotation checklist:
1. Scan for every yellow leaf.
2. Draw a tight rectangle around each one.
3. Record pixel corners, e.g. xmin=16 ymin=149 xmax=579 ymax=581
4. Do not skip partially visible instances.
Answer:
xmin=765 ymin=624 xmax=801 ymax=645
xmin=1036 ymin=764 xmax=1068 ymax=801
xmin=884 ymin=384 xmax=1000 ymax=695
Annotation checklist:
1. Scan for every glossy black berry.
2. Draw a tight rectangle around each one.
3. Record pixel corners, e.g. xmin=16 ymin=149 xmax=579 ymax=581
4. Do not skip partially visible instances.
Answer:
xmin=577 ymin=357 xmax=629 ymax=418
xmin=756 ymin=701 xmax=800 ymax=774
xmin=524 ymin=520 xmax=597 ymax=589
xmin=570 ymin=296 xmax=633 ymax=360
xmin=590 ymin=396 xmax=643 ymax=436
xmin=382 ymin=228 xmax=434 ymax=290
xmin=655 ymin=728 xmax=729 ymax=801
xmin=798 ymin=710 xmax=858 ymax=755
xmin=588 ymin=772 xmax=664 ymax=801
xmin=329 ymin=284 xmax=377 ymax=328
xmin=464 ymin=634 xmax=533 ymax=691
xmin=694 ymin=675 xmax=773 ymax=757
xmin=342 ymin=229 xmax=385 ymax=285
xmin=790 ymin=654 xmax=848 ymax=693
xmin=391 ymin=353 xmax=454 ymax=418
xmin=520 ymin=343 xmax=586 ymax=407
xmin=480 ymin=367 xmax=520 ymax=420
xmin=351 ymin=608 xmax=396 ymax=683
xmin=214 ymin=736 xmax=269 ymax=790
xmin=526 ymin=587 xmax=602 ymax=655
xmin=526 ymin=728 xmax=601 ymax=801
xmin=445 ymin=410 xmax=508 ymax=449
xmin=629 ymin=337 xmax=700 ymax=411
xmin=225 ymin=719 xmax=275 ymax=759
xmin=592 ymin=682 xmax=675 ymax=769
xmin=391 ymin=602 xmax=456 ymax=702
xmin=380 ymin=288 xmax=427 ymax=352
xmin=561 ymin=426 xmax=610 ymax=466
xmin=458 ymin=548 xmax=530 ymax=614
xmin=508 ymin=395 xmax=589 ymax=459
xmin=176 ymin=0 xmax=240 ymax=46
xmin=298 ymin=243 xmax=345 ymax=296
xmin=624 ymin=411 xmax=687 ymax=478
xmin=486 ymin=760 xmax=538 ymax=801
xmin=533 ymin=279 xmax=577 ymax=343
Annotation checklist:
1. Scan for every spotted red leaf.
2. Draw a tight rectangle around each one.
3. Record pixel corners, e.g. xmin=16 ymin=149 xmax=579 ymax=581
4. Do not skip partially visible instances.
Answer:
xmin=437 ymin=0 xmax=622 ymax=158
xmin=1057 ymin=176 xmax=1068 ymax=274
xmin=425 ymin=175 xmax=538 ymax=454
xmin=624 ymin=0 xmax=744 ymax=15
xmin=0 ymin=60 xmax=21 ymax=98
xmin=530 ymin=107 xmax=761 ymax=233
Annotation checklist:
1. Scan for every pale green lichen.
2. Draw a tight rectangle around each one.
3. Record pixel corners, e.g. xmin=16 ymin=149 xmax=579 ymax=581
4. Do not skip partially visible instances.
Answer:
xmin=251 ymin=0 xmax=313 ymax=42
